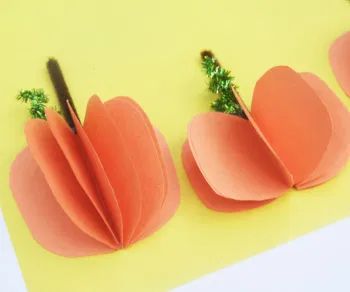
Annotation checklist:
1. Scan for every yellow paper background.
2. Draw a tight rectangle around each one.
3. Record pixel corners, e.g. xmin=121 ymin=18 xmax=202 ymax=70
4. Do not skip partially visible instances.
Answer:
xmin=0 ymin=0 xmax=349 ymax=291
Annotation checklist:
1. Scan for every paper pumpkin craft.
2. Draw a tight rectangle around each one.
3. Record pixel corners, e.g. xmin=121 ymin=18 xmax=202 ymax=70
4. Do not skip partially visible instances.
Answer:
xmin=10 ymin=95 xmax=180 ymax=257
xmin=183 ymin=66 xmax=350 ymax=212
xmin=330 ymin=31 xmax=350 ymax=96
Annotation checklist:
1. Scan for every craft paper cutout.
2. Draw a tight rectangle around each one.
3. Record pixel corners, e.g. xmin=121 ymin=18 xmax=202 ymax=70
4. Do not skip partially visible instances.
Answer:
xmin=10 ymin=96 xmax=180 ymax=257
xmin=183 ymin=66 xmax=350 ymax=212
xmin=329 ymin=31 xmax=350 ymax=96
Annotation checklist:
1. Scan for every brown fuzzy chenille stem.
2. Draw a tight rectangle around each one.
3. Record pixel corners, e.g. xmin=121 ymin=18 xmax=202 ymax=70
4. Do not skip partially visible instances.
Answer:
xmin=47 ymin=58 xmax=80 ymax=131
xmin=201 ymin=50 xmax=220 ymax=66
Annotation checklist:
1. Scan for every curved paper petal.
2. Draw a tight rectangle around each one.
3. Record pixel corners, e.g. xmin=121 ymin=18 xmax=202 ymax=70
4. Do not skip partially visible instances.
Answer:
xmin=329 ymin=31 xmax=350 ymax=96
xmin=68 ymin=101 xmax=124 ymax=245
xmin=81 ymin=96 xmax=142 ymax=245
xmin=234 ymin=87 xmax=293 ymax=184
xmin=182 ymin=141 xmax=273 ymax=212
xmin=296 ymin=73 xmax=350 ymax=188
xmin=104 ymin=97 xmax=167 ymax=243
xmin=188 ymin=112 xmax=291 ymax=201
xmin=134 ymin=130 xmax=180 ymax=242
xmin=45 ymin=109 xmax=117 ymax=244
xmin=10 ymin=148 xmax=114 ymax=257
xmin=251 ymin=66 xmax=332 ymax=184
xmin=25 ymin=119 xmax=116 ymax=248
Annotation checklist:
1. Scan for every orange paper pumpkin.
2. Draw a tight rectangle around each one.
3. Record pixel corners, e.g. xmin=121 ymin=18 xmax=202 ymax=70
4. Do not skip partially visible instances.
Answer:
xmin=10 ymin=96 xmax=180 ymax=257
xmin=183 ymin=66 xmax=350 ymax=212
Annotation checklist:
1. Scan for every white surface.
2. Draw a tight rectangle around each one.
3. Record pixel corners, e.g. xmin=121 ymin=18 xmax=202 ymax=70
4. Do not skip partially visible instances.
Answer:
xmin=0 ymin=209 xmax=26 ymax=292
xmin=173 ymin=218 xmax=350 ymax=292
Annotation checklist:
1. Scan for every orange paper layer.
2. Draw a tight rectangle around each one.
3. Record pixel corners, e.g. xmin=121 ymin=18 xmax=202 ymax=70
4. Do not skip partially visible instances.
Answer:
xmin=68 ymin=102 xmax=124 ymax=245
xmin=134 ymin=130 xmax=180 ymax=242
xmin=297 ymin=72 xmax=350 ymax=188
xmin=329 ymin=31 xmax=350 ymax=96
xmin=104 ymin=97 xmax=167 ymax=242
xmin=182 ymin=141 xmax=272 ymax=212
xmin=25 ymin=119 xmax=116 ymax=248
xmin=45 ymin=108 xmax=118 ymax=243
xmin=10 ymin=96 xmax=180 ymax=256
xmin=10 ymin=148 xmax=113 ymax=257
xmin=251 ymin=66 xmax=332 ymax=185
xmin=81 ymin=96 xmax=143 ymax=245
xmin=188 ymin=112 xmax=291 ymax=201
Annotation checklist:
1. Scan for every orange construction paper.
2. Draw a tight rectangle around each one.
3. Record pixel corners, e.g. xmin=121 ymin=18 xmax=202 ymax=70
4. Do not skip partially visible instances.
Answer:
xmin=182 ymin=141 xmax=272 ymax=212
xmin=329 ymin=31 xmax=350 ymax=96
xmin=251 ymin=66 xmax=332 ymax=185
xmin=188 ymin=112 xmax=292 ymax=201
xmin=10 ymin=96 xmax=180 ymax=257
xmin=68 ymin=102 xmax=124 ymax=245
xmin=45 ymin=108 xmax=118 ymax=243
xmin=134 ymin=130 xmax=180 ymax=241
xmin=25 ymin=119 xmax=116 ymax=248
xmin=183 ymin=66 xmax=350 ymax=212
xmin=79 ymin=97 xmax=142 ymax=245
xmin=297 ymin=72 xmax=350 ymax=188
xmin=104 ymin=97 xmax=168 ymax=241
xmin=234 ymin=86 xmax=293 ymax=186
xmin=10 ymin=148 xmax=113 ymax=257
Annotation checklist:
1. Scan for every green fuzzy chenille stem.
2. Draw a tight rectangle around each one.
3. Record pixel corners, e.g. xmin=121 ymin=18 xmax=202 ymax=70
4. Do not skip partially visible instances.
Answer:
xmin=17 ymin=89 xmax=49 ymax=119
xmin=201 ymin=51 xmax=246 ymax=118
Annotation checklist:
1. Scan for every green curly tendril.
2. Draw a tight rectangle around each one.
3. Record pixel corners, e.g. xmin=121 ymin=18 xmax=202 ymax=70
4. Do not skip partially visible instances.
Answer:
xmin=17 ymin=89 xmax=49 ymax=119
xmin=201 ymin=51 xmax=246 ymax=118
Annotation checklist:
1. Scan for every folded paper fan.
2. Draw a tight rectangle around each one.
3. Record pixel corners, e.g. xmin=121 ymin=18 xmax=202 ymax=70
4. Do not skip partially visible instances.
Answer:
xmin=10 ymin=95 xmax=180 ymax=257
xmin=329 ymin=31 xmax=350 ymax=96
xmin=183 ymin=66 xmax=350 ymax=212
